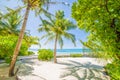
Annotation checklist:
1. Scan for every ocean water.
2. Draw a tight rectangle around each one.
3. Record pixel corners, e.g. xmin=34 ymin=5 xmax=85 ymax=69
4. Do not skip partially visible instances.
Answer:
xmin=56 ymin=49 xmax=91 ymax=54
xmin=29 ymin=49 xmax=91 ymax=55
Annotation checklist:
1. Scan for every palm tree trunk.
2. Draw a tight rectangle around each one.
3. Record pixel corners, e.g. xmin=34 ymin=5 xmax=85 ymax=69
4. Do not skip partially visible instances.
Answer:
xmin=54 ymin=34 xmax=58 ymax=63
xmin=9 ymin=4 xmax=30 ymax=77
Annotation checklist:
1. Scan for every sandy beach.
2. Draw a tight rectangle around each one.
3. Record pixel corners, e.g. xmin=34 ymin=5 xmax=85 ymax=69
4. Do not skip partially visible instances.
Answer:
xmin=17 ymin=57 xmax=110 ymax=80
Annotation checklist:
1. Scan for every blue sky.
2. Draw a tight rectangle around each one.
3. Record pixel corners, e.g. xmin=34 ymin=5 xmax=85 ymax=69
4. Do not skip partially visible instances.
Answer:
xmin=0 ymin=0 xmax=88 ymax=49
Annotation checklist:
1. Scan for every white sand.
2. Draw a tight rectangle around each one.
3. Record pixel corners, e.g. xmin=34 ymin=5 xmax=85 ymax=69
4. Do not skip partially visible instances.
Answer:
xmin=18 ymin=57 xmax=110 ymax=80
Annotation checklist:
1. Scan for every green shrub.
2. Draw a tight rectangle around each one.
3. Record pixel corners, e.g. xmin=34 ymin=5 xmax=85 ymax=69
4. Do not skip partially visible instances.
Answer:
xmin=70 ymin=53 xmax=83 ymax=57
xmin=19 ymin=41 xmax=29 ymax=56
xmin=28 ymin=51 xmax=35 ymax=55
xmin=0 ymin=35 xmax=29 ymax=63
xmin=4 ymin=57 xmax=12 ymax=63
xmin=38 ymin=49 xmax=53 ymax=61
xmin=105 ymin=60 xmax=120 ymax=80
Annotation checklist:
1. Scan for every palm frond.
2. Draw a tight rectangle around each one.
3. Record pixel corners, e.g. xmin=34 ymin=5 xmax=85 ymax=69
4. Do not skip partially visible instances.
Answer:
xmin=0 ymin=8 xmax=22 ymax=35
xmin=44 ymin=12 xmax=55 ymax=25
xmin=65 ymin=21 xmax=77 ymax=30
xmin=58 ymin=35 xmax=63 ymax=49
xmin=40 ymin=18 xmax=54 ymax=27
xmin=44 ymin=34 xmax=55 ymax=45
xmin=42 ymin=0 xmax=51 ymax=10
xmin=39 ymin=15 xmax=50 ymax=26
xmin=35 ymin=7 xmax=53 ymax=17
xmin=38 ymin=27 xmax=45 ymax=32
xmin=38 ymin=26 xmax=50 ymax=32
xmin=63 ymin=32 xmax=76 ymax=46
xmin=3 ymin=6 xmax=24 ymax=19
xmin=40 ymin=32 xmax=53 ymax=40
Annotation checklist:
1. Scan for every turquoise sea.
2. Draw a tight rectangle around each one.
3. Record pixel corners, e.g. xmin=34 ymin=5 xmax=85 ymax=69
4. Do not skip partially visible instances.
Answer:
xmin=29 ymin=49 xmax=91 ymax=54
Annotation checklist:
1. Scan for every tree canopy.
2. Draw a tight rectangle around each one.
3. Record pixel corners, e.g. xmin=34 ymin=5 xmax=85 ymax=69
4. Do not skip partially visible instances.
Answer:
xmin=39 ymin=10 xmax=76 ymax=48
xmin=72 ymin=0 xmax=120 ymax=59
xmin=0 ymin=8 xmax=21 ymax=35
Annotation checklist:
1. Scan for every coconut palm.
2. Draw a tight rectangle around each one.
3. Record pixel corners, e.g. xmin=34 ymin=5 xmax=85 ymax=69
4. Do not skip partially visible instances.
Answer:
xmin=9 ymin=0 xmax=51 ymax=76
xmin=0 ymin=8 xmax=21 ymax=35
xmin=9 ymin=0 xmax=69 ymax=77
xmin=38 ymin=10 xmax=76 ymax=63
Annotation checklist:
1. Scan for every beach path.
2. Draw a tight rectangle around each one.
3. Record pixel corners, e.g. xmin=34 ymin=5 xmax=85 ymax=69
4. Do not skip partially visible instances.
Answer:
xmin=18 ymin=57 xmax=110 ymax=80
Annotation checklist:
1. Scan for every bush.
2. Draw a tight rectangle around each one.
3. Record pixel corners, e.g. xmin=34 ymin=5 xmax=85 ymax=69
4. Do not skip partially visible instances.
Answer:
xmin=4 ymin=57 xmax=12 ymax=63
xmin=19 ymin=41 xmax=29 ymax=56
xmin=28 ymin=51 xmax=35 ymax=55
xmin=38 ymin=49 xmax=53 ymax=61
xmin=0 ymin=35 xmax=29 ymax=63
xmin=70 ymin=53 xmax=83 ymax=57
xmin=105 ymin=59 xmax=120 ymax=80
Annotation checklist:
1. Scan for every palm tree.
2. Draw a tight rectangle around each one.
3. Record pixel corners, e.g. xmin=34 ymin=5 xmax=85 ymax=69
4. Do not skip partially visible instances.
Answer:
xmin=9 ymin=0 xmax=68 ymax=77
xmin=38 ymin=10 xmax=76 ymax=63
xmin=9 ymin=0 xmax=51 ymax=77
xmin=0 ymin=8 xmax=21 ymax=35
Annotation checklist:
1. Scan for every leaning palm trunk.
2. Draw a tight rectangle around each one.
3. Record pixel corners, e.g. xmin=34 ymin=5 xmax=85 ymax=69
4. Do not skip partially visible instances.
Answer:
xmin=9 ymin=4 xmax=30 ymax=77
xmin=54 ymin=34 xmax=58 ymax=63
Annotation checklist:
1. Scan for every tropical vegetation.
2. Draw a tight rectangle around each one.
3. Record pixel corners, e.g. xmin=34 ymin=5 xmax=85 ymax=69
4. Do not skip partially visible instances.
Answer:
xmin=8 ymin=0 xmax=68 ymax=76
xmin=72 ymin=0 xmax=120 ymax=79
xmin=105 ymin=60 xmax=120 ymax=79
xmin=38 ymin=49 xmax=53 ymax=61
xmin=0 ymin=8 xmax=38 ymax=62
xmin=38 ymin=10 xmax=76 ymax=63
xmin=0 ymin=5 xmax=39 ymax=77
xmin=0 ymin=0 xmax=119 ymax=79
xmin=70 ymin=53 xmax=83 ymax=57
xmin=0 ymin=8 xmax=21 ymax=35
xmin=0 ymin=35 xmax=28 ymax=63
xmin=8 ymin=0 xmax=52 ymax=76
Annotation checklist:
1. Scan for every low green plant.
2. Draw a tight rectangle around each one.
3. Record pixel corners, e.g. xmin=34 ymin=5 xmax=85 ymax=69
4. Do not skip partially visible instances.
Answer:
xmin=38 ymin=49 xmax=53 ymax=61
xmin=70 ymin=53 xmax=83 ymax=57
xmin=28 ymin=51 xmax=35 ymax=55
xmin=0 ymin=35 xmax=31 ymax=63
xmin=105 ymin=59 xmax=120 ymax=80
xmin=4 ymin=57 xmax=12 ymax=63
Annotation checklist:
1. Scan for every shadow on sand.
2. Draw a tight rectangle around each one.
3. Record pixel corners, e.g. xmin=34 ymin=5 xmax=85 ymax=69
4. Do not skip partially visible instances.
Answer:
xmin=58 ymin=60 xmax=109 ymax=80
xmin=0 ymin=62 xmax=20 ymax=80
xmin=17 ymin=59 xmax=46 ymax=80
